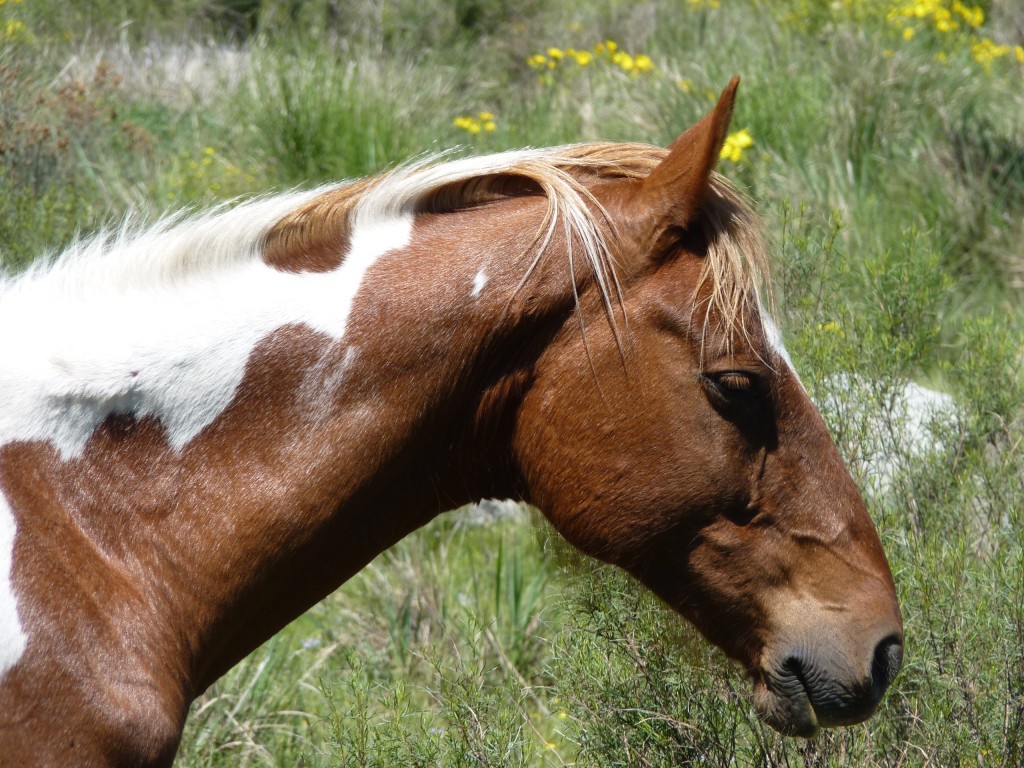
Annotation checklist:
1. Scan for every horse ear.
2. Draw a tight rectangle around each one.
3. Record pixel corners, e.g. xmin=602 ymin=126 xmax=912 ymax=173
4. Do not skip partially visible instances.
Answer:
xmin=635 ymin=76 xmax=739 ymax=233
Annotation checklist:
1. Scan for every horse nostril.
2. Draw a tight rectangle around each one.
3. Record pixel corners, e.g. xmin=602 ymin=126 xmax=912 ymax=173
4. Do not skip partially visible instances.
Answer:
xmin=871 ymin=634 xmax=904 ymax=693
xmin=770 ymin=639 xmax=903 ymax=730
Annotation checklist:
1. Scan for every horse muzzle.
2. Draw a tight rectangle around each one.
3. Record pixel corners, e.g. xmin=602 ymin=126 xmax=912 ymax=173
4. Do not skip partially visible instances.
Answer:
xmin=752 ymin=632 xmax=904 ymax=737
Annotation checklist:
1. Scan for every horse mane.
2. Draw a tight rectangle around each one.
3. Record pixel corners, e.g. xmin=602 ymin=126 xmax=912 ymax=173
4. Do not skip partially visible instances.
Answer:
xmin=3 ymin=143 xmax=770 ymax=342
xmin=264 ymin=142 xmax=771 ymax=341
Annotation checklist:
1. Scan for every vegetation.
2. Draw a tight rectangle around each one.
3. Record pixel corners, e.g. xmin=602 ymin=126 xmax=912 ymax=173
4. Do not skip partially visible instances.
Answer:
xmin=2 ymin=0 xmax=1022 ymax=765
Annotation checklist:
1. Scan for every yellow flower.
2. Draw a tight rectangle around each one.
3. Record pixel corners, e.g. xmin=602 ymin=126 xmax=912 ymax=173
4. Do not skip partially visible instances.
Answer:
xmin=952 ymin=2 xmax=984 ymax=28
xmin=971 ymin=37 xmax=1011 ymax=71
xmin=203 ymin=147 xmax=216 ymax=156
xmin=634 ymin=54 xmax=654 ymax=73
xmin=574 ymin=50 xmax=593 ymax=66
xmin=903 ymin=26 xmax=915 ymax=40
xmin=605 ymin=39 xmax=618 ymax=53
xmin=932 ymin=9 xmax=958 ymax=33
xmin=4 ymin=18 xmax=27 ymax=40
xmin=455 ymin=113 xmax=495 ymax=135
xmin=453 ymin=116 xmax=482 ymax=134
xmin=1015 ymin=46 xmax=1024 ymax=64
xmin=909 ymin=0 xmax=935 ymax=18
xmin=547 ymin=47 xmax=564 ymax=60
xmin=527 ymin=54 xmax=548 ymax=69
xmin=677 ymin=78 xmax=694 ymax=93
xmin=612 ymin=51 xmax=634 ymax=71
xmin=720 ymin=129 xmax=754 ymax=162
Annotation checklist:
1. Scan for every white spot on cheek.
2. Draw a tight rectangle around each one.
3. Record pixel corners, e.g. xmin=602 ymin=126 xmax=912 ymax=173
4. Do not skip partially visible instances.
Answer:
xmin=471 ymin=270 xmax=487 ymax=298
xmin=759 ymin=307 xmax=803 ymax=386
xmin=0 ymin=491 xmax=27 ymax=678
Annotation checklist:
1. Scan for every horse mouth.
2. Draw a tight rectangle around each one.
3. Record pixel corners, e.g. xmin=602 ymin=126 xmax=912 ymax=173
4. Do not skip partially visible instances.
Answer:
xmin=751 ymin=651 xmax=891 ymax=738
xmin=752 ymin=666 xmax=821 ymax=738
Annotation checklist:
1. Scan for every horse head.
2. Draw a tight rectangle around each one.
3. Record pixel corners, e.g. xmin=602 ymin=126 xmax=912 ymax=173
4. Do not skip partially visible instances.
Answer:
xmin=512 ymin=79 xmax=903 ymax=736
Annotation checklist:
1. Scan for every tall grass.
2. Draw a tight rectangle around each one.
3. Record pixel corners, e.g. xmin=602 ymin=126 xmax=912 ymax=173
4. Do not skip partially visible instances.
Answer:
xmin=2 ymin=0 xmax=1023 ymax=765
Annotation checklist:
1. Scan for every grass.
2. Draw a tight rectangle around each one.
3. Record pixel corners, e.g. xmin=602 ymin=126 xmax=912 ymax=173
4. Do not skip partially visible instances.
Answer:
xmin=2 ymin=0 xmax=1023 ymax=765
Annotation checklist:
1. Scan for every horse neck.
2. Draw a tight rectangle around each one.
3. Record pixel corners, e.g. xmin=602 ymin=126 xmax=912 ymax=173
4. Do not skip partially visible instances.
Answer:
xmin=2 ymin=192 xmax=589 ymax=709
xmin=201 ymin=204 xmax=595 ymax=688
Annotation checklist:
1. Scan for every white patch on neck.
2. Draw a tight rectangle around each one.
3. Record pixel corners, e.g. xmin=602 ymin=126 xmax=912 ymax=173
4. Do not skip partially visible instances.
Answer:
xmin=297 ymin=345 xmax=359 ymax=418
xmin=0 ymin=208 xmax=412 ymax=459
xmin=471 ymin=270 xmax=488 ymax=297
xmin=0 ymin=492 xmax=27 ymax=680
xmin=0 ymin=195 xmax=414 ymax=679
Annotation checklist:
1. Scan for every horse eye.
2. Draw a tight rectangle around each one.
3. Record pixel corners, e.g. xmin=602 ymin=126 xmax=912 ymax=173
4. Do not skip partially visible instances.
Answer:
xmin=725 ymin=504 xmax=760 ymax=526
xmin=708 ymin=371 xmax=757 ymax=395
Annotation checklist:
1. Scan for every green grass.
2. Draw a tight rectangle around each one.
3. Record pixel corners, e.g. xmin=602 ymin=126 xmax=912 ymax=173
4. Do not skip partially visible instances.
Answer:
xmin=2 ymin=0 xmax=1023 ymax=765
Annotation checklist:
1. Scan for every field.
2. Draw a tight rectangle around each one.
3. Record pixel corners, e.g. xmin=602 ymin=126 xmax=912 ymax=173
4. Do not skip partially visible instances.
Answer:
xmin=2 ymin=0 xmax=1023 ymax=765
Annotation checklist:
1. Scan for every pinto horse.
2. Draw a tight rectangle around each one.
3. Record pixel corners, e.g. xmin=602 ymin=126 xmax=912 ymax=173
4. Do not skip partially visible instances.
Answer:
xmin=0 ymin=79 xmax=902 ymax=765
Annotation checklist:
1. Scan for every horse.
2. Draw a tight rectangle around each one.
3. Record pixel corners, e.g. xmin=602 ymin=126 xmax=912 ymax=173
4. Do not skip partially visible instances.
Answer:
xmin=0 ymin=79 xmax=903 ymax=766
